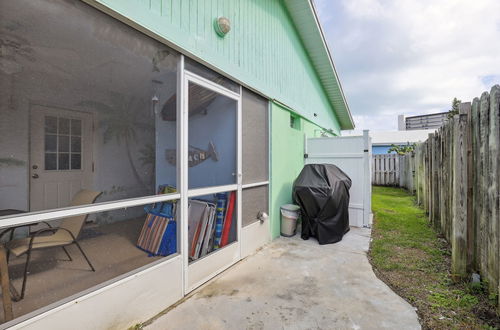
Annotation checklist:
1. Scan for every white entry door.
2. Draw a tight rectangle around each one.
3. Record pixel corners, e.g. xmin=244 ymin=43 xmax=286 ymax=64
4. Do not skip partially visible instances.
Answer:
xmin=30 ymin=105 xmax=93 ymax=211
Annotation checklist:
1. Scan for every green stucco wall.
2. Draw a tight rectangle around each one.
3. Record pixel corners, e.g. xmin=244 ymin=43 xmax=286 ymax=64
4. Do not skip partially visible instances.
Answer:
xmin=87 ymin=0 xmax=341 ymax=133
xmin=83 ymin=0 xmax=344 ymax=238
xmin=269 ymin=102 xmax=334 ymax=238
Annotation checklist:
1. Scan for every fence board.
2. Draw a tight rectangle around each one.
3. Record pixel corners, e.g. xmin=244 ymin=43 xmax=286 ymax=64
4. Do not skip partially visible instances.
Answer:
xmin=487 ymin=86 xmax=499 ymax=297
xmin=462 ymin=102 xmax=474 ymax=271
xmin=471 ymin=98 xmax=481 ymax=270
xmin=452 ymin=114 xmax=468 ymax=279
xmin=440 ymin=127 xmax=447 ymax=237
xmin=479 ymin=91 xmax=490 ymax=284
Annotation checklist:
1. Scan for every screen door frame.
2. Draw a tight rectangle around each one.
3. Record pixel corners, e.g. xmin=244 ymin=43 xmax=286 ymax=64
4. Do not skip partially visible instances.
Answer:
xmin=180 ymin=58 xmax=242 ymax=293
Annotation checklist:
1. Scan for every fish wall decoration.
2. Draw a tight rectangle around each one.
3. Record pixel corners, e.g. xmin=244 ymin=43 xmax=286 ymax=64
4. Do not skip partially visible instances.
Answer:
xmin=166 ymin=141 xmax=219 ymax=167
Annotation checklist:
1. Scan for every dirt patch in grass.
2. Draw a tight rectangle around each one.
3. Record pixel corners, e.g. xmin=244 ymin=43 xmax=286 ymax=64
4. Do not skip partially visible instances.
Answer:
xmin=369 ymin=186 xmax=499 ymax=330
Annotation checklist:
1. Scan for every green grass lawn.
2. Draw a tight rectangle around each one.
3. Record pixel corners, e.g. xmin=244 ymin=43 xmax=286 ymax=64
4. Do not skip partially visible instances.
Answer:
xmin=370 ymin=186 xmax=498 ymax=329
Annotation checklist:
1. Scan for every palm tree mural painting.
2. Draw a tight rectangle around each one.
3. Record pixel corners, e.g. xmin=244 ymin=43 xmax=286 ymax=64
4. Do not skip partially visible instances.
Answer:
xmin=78 ymin=95 xmax=154 ymax=194
xmin=138 ymin=143 xmax=155 ymax=187
xmin=77 ymin=49 xmax=177 ymax=197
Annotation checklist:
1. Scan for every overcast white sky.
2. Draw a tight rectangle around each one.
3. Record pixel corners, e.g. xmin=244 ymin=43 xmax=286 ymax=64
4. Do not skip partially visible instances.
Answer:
xmin=314 ymin=0 xmax=500 ymax=131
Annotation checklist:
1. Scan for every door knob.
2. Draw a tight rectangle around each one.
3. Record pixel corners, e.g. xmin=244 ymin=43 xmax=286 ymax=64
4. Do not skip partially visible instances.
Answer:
xmin=32 ymin=174 xmax=39 ymax=179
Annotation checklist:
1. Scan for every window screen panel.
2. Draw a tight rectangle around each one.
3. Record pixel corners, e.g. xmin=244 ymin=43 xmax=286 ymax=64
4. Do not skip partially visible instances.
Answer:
xmin=0 ymin=0 xmax=179 ymax=214
xmin=242 ymin=89 xmax=269 ymax=184
xmin=242 ymin=185 xmax=269 ymax=227
xmin=0 ymin=199 xmax=179 ymax=322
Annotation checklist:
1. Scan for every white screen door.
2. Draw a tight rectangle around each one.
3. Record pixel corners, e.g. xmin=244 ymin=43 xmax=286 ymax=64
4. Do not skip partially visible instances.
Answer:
xmin=30 ymin=105 xmax=93 ymax=211
xmin=182 ymin=71 xmax=242 ymax=293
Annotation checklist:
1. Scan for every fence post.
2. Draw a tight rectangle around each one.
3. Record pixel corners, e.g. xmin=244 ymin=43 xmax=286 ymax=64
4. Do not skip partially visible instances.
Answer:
xmin=448 ymin=120 xmax=454 ymax=241
xmin=429 ymin=134 xmax=435 ymax=226
xmin=417 ymin=144 xmax=423 ymax=204
xmin=459 ymin=102 xmax=474 ymax=272
xmin=471 ymin=97 xmax=481 ymax=271
xmin=440 ymin=127 xmax=447 ymax=236
xmin=479 ymin=91 xmax=490 ymax=284
xmin=452 ymin=111 xmax=468 ymax=280
xmin=423 ymin=140 xmax=428 ymax=212
xmin=433 ymin=132 xmax=440 ymax=231
xmin=428 ymin=134 xmax=434 ymax=221
xmin=398 ymin=155 xmax=403 ymax=187
xmin=487 ymin=86 xmax=499 ymax=301
xmin=410 ymin=152 xmax=415 ymax=193
xmin=381 ymin=154 xmax=386 ymax=185
xmin=363 ymin=130 xmax=372 ymax=228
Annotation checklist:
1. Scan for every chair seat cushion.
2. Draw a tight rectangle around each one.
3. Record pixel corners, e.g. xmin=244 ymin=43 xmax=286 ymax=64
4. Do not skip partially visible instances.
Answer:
xmin=6 ymin=231 xmax=73 ymax=256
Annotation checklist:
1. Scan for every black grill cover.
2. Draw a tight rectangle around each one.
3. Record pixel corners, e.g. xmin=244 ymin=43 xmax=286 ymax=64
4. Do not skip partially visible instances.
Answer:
xmin=293 ymin=164 xmax=352 ymax=244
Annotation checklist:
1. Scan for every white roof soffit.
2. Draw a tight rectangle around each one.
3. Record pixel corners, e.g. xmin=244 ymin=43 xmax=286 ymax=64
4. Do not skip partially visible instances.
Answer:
xmin=284 ymin=0 xmax=354 ymax=130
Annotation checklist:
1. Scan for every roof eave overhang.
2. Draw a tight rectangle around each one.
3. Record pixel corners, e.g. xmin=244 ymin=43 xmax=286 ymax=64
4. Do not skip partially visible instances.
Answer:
xmin=284 ymin=0 xmax=355 ymax=130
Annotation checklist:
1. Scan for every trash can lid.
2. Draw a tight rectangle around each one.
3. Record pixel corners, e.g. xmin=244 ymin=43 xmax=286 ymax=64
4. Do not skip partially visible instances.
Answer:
xmin=281 ymin=204 xmax=300 ymax=212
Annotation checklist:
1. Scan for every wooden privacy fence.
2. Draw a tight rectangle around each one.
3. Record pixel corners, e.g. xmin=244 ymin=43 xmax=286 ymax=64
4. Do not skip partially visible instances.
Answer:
xmin=372 ymin=154 xmax=400 ymax=185
xmin=372 ymin=154 xmax=415 ymax=190
xmin=397 ymin=85 xmax=500 ymax=308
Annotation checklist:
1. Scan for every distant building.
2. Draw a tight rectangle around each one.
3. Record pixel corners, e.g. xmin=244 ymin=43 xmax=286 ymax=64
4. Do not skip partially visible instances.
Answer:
xmin=398 ymin=112 xmax=449 ymax=131
xmin=370 ymin=130 xmax=436 ymax=154
xmin=342 ymin=129 xmax=436 ymax=154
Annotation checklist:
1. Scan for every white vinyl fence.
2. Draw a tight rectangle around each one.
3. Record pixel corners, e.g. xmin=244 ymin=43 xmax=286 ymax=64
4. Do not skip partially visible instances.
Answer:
xmin=306 ymin=130 xmax=372 ymax=227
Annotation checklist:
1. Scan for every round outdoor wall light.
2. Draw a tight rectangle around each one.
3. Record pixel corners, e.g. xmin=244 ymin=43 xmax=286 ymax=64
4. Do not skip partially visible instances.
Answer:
xmin=214 ymin=17 xmax=231 ymax=37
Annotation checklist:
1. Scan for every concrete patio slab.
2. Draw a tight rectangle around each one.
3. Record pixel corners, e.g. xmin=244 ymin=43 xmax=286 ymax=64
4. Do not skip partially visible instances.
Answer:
xmin=145 ymin=227 xmax=421 ymax=330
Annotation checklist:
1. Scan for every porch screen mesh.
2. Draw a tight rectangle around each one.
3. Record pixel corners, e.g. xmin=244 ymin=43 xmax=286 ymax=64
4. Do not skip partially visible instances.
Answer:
xmin=242 ymin=185 xmax=269 ymax=227
xmin=242 ymin=88 xmax=269 ymax=227
xmin=242 ymin=89 xmax=269 ymax=184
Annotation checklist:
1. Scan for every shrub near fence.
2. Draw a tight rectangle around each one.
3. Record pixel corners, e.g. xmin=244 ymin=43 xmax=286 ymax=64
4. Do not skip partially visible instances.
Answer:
xmin=397 ymin=85 xmax=500 ymax=309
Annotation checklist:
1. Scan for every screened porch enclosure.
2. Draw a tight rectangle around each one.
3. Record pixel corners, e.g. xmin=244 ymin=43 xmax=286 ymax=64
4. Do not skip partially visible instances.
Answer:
xmin=0 ymin=0 xmax=180 ymax=216
xmin=0 ymin=208 xmax=165 ymax=323
xmin=0 ymin=0 xmax=269 ymax=325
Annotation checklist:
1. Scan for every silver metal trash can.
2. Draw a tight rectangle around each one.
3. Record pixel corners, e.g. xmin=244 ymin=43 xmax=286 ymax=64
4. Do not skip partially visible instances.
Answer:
xmin=280 ymin=204 xmax=300 ymax=237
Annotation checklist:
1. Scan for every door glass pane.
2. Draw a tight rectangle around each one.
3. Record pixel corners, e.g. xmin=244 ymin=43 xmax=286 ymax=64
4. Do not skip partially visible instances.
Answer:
xmin=45 ymin=135 xmax=57 ymax=152
xmin=58 ymin=135 xmax=69 ymax=152
xmin=58 ymin=118 xmax=70 ymax=135
xmin=71 ymin=153 xmax=81 ymax=170
xmin=45 ymin=153 xmax=57 ymax=170
xmin=71 ymin=136 xmax=81 ymax=152
xmin=58 ymin=153 xmax=69 ymax=170
xmin=188 ymin=82 xmax=237 ymax=189
xmin=44 ymin=116 xmax=84 ymax=171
